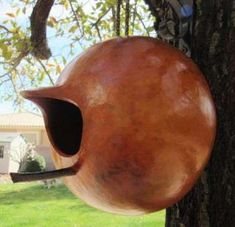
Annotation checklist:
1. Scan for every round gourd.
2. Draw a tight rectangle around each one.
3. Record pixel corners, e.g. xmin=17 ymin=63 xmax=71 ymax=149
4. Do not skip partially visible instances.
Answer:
xmin=20 ymin=37 xmax=216 ymax=215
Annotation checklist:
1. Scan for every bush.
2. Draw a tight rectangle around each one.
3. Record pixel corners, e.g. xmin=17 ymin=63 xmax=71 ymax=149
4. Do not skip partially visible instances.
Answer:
xmin=22 ymin=155 xmax=46 ymax=173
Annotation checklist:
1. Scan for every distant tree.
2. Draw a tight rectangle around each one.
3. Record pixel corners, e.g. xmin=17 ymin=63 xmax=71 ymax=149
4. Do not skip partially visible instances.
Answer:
xmin=10 ymin=136 xmax=35 ymax=171
xmin=22 ymin=154 xmax=46 ymax=173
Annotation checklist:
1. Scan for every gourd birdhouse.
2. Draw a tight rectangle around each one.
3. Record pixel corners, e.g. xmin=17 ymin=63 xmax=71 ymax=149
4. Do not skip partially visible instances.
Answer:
xmin=14 ymin=37 xmax=216 ymax=215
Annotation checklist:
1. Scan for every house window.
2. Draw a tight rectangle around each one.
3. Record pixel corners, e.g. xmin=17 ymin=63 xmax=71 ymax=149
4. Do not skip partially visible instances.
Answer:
xmin=0 ymin=145 xmax=4 ymax=158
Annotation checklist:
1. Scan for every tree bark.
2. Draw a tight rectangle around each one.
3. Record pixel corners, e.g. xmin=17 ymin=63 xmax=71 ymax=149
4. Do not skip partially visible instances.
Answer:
xmin=30 ymin=0 xmax=55 ymax=59
xmin=166 ymin=0 xmax=235 ymax=226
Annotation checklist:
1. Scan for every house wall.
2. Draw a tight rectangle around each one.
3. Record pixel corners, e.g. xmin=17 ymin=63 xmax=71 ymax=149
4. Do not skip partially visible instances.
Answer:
xmin=0 ymin=142 xmax=10 ymax=173
xmin=0 ymin=128 xmax=41 ymax=145
xmin=0 ymin=128 xmax=55 ymax=172
xmin=37 ymin=130 xmax=55 ymax=170
xmin=41 ymin=130 xmax=50 ymax=146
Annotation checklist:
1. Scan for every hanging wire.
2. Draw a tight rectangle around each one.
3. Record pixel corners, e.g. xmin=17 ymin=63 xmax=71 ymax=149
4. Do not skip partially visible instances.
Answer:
xmin=125 ymin=0 xmax=130 ymax=36
xmin=116 ymin=0 xmax=122 ymax=36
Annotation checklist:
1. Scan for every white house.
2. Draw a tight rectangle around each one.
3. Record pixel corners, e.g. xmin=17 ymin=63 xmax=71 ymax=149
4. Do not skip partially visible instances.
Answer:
xmin=0 ymin=112 xmax=55 ymax=173
xmin=0 ymin=133 xmax=27 ymax=173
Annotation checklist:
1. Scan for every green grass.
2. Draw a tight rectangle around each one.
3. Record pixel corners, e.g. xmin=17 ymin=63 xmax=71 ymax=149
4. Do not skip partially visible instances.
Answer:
xmin=0 ymin=182 xmax=165 ymax=227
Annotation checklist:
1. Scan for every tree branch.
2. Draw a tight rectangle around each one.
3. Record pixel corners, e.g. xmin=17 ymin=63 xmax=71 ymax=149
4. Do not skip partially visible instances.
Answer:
xmin=136 ymin=12 xmax=150 ymax=36
xmin=92 ymin=8 xmax=111 ymax=27
xmin=8 ymin=74 xmax=24 ymax=110
xmin=90 ymin=7 xmax=111 ymax=40
xmin=0 ymin=50 xmax=29 ymax=79
xmin=30 ymin=0 xmax=55 ymax=60
xmin=68 ymin=0 xmax=84 ymax=38
xmin=37 ymin=59 xmax=54 ymax=85
xmin=0 ymin=78 xmax=10 ymax=86
xmin=0 ymin=25 xmax=11 ymax=33
xmin=95 ymin=24 xmax=102 ymax=41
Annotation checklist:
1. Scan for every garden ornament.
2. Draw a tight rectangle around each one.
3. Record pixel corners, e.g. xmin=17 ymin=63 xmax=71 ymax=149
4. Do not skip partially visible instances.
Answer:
xmin=11 ymin=36 xmax=216 ymax=215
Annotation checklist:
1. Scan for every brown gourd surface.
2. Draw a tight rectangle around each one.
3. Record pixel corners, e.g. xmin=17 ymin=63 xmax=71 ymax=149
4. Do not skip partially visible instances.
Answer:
xmin=22 ymin=37 xmax=216 ymax=215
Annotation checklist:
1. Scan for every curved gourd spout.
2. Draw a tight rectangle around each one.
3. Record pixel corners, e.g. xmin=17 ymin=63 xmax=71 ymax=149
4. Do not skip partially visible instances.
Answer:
xmin=20 ymin=86 xmax=61 ymax=100
xmin=21 ymin=86 xmax=83 ymax=157
xmin=10 ymin=86 xmax=83 ymax=183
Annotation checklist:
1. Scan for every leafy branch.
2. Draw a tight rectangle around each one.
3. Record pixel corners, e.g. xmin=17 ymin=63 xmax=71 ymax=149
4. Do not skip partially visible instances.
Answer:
xmin=0 ymin=25 xmax=11 ymax=33
xmin=68 ymin=0 xmax=84 ymax=39
xmin=0 ymin=49 xmax=30 ymax=79
xmin=37 ymin=59 xmax=55 ymax=85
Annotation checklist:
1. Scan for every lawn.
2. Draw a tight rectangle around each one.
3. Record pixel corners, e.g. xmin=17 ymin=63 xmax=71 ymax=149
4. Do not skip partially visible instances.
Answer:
xmin=0 ymin=182 xmax=165 ymax=227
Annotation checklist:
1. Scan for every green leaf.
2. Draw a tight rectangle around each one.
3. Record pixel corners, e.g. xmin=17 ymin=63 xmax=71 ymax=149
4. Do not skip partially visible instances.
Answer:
xmin=96 ymin=2 xmax=102 ymax=9
xmin=0 ymin=42 xmax=8 ymax=53
xmin=62 ymin=56 xmax=67 ymax=65
xmin=0 ymin=43 xmax=12 ymax=60
xmin=4 ymin=49 xmax=12 ymax=60
xmin=69 ymin=25 xmax=78 ymax=33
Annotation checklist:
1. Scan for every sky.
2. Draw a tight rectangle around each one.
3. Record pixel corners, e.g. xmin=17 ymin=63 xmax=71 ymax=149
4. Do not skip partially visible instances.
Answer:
xmin=0 ymin=0 xmax=86 ymax=114
xmin=0 ymin=1 xmax=18 ymax=114
xmin=0 ymin=102 xmax=14 ymax=114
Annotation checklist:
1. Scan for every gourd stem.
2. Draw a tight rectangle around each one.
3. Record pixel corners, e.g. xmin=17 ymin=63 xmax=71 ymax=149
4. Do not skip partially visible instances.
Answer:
xmin=10 ymin=167 xmax=77 ymax=183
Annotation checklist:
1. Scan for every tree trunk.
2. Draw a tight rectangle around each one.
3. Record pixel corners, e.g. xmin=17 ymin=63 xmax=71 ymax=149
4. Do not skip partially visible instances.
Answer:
xmin=166 ymin=0 xmax=235 ymax=226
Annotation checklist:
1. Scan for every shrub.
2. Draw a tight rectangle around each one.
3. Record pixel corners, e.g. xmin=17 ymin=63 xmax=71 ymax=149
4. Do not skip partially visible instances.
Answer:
xmin=22 ymin=155 xmax=46 ymax=173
